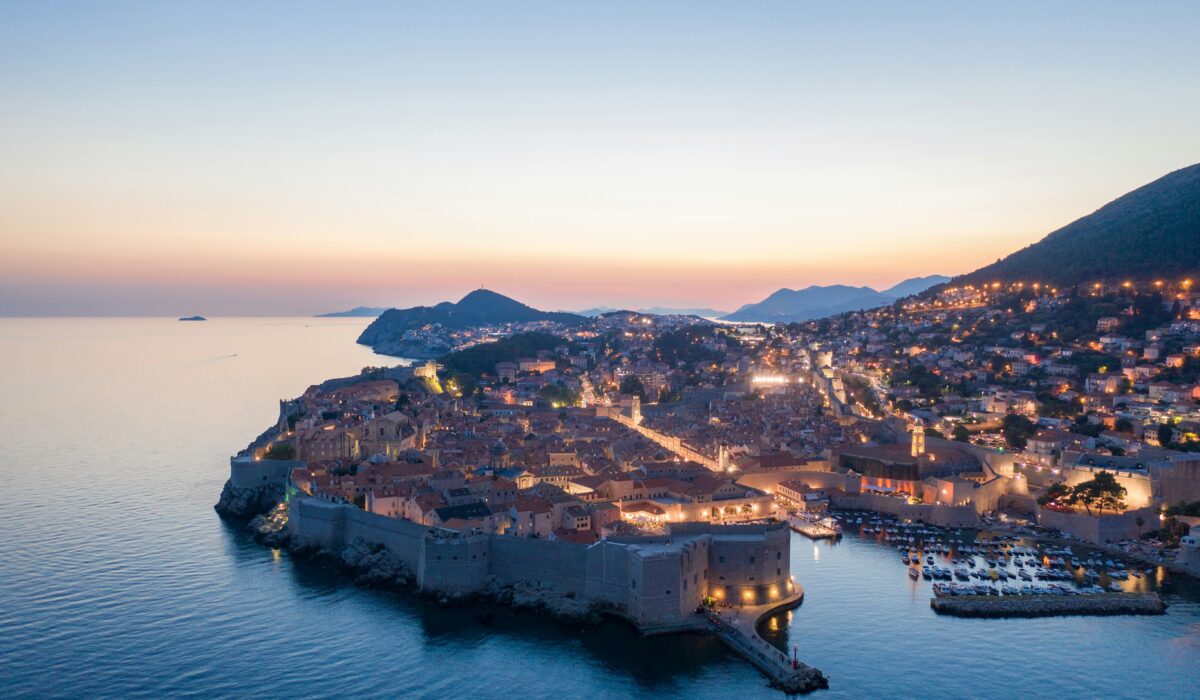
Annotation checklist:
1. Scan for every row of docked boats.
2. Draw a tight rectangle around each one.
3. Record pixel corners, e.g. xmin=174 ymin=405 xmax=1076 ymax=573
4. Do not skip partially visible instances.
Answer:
xmin=932 ymin=582 xmax=1113 ymax=597
xmin=834 ymin=509 xmax=1153 ymax=595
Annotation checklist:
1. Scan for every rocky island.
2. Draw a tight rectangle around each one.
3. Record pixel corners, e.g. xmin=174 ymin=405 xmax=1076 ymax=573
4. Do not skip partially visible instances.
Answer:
xmin=355 ymin=288 xmax=587 ymax=358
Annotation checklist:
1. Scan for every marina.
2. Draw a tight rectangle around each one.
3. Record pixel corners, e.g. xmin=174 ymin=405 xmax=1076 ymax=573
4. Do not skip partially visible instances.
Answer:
xmin=821 ymin=508 xmax=1179 ymax=619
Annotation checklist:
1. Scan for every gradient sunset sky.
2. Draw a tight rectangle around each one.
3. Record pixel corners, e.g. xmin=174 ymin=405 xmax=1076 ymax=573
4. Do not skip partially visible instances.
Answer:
xmin=2 ymin=1 xmax=1198 ymax=316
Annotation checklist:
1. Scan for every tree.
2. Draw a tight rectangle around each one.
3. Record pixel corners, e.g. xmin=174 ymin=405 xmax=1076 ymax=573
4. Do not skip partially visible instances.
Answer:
xmin=1135 ymin=516 xmax=1146 ymax=538
xmin=538 ymin=383 xmax=579 ymax=408
xmin=264 ymin=442 xmax=297 ymax=460
xmin=620 ymin=375 xmax=647 ymax=401
xmin=1114 ymin=417 xmax=1133 ymax=433
xmin=952 ymin=424 xmax=971 ymax=442
xmin=1071 ymin=470 xmax=1127 ymax=516
xmin=1001 ymin=414 xmax=1036 ymax=450
xmin=1158 ymin=423 xmax=1174 ymax=447
xmin=1037 ymin=482 xmax=1072 ymax=508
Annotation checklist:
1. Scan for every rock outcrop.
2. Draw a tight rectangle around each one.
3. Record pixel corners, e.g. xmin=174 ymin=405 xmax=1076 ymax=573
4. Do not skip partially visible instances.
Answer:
xmin=336 ymin=537 xmax=414 ymax=587
xmin=214 ymin=479 xmax=284 ymax=518
xmin=481 ymin=577 xmax=605 ymax=623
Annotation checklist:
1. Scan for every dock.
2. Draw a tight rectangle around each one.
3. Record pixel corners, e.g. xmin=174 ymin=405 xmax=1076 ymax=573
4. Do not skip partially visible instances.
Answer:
xmin=705 ymin=587 xmax=828 ymax=694
xmin=930 ymin=592 xmax=1166 ymax=618
xmin=788 ymin=517 xmax=841 ymax=540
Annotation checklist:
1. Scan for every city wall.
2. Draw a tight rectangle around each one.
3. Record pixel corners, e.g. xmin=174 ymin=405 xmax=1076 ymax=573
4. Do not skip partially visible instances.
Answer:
xmin=229 ymin=455 xmax=303 ymax=489
xmin=288 ymin=496 xmax=792 ymax=630
xmin=734 ymin=466 xmax=852 ymax=495
xmin=830 ymin=491 xmax=980 ymax=527
xmin=1035 ymin=504 xmax=1160 ymax=544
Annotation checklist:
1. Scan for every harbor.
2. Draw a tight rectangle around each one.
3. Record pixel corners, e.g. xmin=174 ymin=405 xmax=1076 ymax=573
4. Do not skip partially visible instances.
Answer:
xmin=824 ymin=509 xmax=1183 ymax=614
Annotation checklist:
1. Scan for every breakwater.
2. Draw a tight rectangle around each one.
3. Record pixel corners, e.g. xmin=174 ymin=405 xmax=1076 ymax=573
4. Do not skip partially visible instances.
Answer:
xmin=709 ymin=590 xmax=828 ymax=694
xmin=930 ymin=592 xmax=1166 ymax=618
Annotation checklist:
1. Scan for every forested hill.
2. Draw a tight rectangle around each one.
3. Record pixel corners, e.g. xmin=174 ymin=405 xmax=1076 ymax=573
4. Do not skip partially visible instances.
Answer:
xmin=955 ymin=163 xmax=1200 ymax=287
xmin=357 ymin=289 xmax=585 ymax=349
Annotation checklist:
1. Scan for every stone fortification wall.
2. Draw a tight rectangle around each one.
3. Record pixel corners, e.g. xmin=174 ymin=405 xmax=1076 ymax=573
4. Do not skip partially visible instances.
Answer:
xmin=288 ymin=497 xmax=793 ymax=629
xmin=831 ymin=491 xmax=979 ymax=527
xmin=970 ymin=476 xmax=1025 ymax=513
xmin=1035 ymin=504 xmax=1159 ymax=544
xmin=926 ymin=436 xmax=1015 ymax=478
xmin=229 ymin=455 xmax=303 ymax=489
xmin=1063 ymin=467 xmax=1153 ymax=510
xmin=488 ymin=535 xmax=590 ymax=596
xmin=735 ymin=466 xmax=851 ymax=494
xmin=1151 ymin=456 xmax=1200 ymax=505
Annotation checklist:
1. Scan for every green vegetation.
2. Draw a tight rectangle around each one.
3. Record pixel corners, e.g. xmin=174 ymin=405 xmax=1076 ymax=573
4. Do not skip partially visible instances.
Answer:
xmin=1001 ymin=414 xmax=1036 ymax=450
xmin=264 ymin=442 xmax=297 ymax=460
xmin=651 ymin=325 xmax=725 ymax=366
xmin=439 ymin=332 xmax=562 ymax=377
xmin=843 ymin=375 xmax=881 ymax=416
xmin=954 ymin=163 xmax=1200 ymax=286
xmin=1166 ymin=501 xmax=1200 ymax=517
xmin=1038 ymin=471 xmax=1128 ymax=516
xmin=620 ymin=375 xmax=647 ymax=401
xmin=538 ymin=383 xmax=580 ymax=407
xmin=1037 ymin=482 xmax=1073 ymax=508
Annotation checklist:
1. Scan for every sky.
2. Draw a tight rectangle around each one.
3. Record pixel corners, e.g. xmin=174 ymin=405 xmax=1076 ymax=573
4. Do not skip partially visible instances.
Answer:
xmin=1 ymin=1 xmax=1198 ymax=316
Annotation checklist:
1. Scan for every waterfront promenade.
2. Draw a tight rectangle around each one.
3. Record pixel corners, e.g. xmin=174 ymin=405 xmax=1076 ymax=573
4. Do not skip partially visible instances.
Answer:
xmin=705 ymin=586 xmax=828 ymax=693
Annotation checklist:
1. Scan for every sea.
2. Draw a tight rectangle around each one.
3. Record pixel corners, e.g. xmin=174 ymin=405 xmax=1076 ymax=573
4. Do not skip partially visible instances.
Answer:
xmin=1 ymin=317 xmax=1198 ymax=699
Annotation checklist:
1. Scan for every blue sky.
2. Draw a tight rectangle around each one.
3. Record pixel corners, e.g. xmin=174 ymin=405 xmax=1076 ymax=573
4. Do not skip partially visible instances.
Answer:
xmin=1 ymin=1 xmax=1197 ymax=314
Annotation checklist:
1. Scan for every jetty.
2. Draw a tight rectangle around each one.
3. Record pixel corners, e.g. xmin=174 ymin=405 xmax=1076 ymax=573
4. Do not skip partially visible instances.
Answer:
xmin=705 ymin=587 xmax=828 ymax=694
xmin=930 ymin=592 xmax=1166 ymax=618
xmin=787 ymin=516 xmax=841 ymax=540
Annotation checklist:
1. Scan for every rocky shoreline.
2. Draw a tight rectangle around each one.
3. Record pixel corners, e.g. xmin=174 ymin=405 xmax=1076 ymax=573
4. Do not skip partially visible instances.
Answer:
xmin=931 ymin=592 xmax=1166 ymax=618
xmin=214 ymin=479 xmax=284 ymax=519
xmin=240 ymin=505 xmax=610 ymax=624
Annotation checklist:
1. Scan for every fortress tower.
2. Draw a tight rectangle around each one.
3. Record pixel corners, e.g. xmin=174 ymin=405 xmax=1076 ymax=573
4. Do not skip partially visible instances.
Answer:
xmin=911 ymin=423 xmax=926 ymax=458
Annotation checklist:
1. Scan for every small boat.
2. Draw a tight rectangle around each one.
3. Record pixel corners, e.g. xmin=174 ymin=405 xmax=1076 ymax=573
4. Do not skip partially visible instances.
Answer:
xmin=908 ymin=567 xmax=920 ymax=579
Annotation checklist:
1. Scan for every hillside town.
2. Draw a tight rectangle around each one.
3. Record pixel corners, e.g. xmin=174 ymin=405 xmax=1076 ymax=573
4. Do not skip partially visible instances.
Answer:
xmin=230 ymin=280 xmax=1200 ymax=581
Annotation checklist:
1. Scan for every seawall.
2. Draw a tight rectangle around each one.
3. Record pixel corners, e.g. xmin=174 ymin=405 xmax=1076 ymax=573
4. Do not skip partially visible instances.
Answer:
xmin=830 ymin=491 xmax=979 ymax=527
xmin=288 ymin=496 xmax=794 ymax=630
xmin=930 ymin=593 xmax=1165 ymax=618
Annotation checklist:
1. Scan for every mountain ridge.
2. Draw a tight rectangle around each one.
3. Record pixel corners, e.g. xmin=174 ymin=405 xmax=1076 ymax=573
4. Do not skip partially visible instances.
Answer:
xmin=722 ymin=276 xmax=950 ymax=323
xmin=953 ymin=163 xmax=1200 ymax=287
xmin=357 ymin=289 xmax=586 ymax=356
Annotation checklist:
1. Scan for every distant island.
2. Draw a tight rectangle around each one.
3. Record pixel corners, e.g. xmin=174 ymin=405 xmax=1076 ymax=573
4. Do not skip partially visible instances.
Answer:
xmin=721 ymin=275 xmax=951 ymax=323
xmin=357 ymin=289 xmax=588 ymax=358
xmin=578 ymin=306 xmax=729 ymax=318
xmin=316 ymin=306 xmax=390 ymax=318
xmin=178 ymin=315 xmax=207 ymax=321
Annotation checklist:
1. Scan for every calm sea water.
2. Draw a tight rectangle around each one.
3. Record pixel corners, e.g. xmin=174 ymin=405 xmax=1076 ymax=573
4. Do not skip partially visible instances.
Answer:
xmin=1 ymin=318 xmax=1197 ymax=699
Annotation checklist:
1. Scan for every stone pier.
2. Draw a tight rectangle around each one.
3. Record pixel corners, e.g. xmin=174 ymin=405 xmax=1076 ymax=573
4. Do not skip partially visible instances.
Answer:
xmin=705 ymin=586 xmax=828 ymax=694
